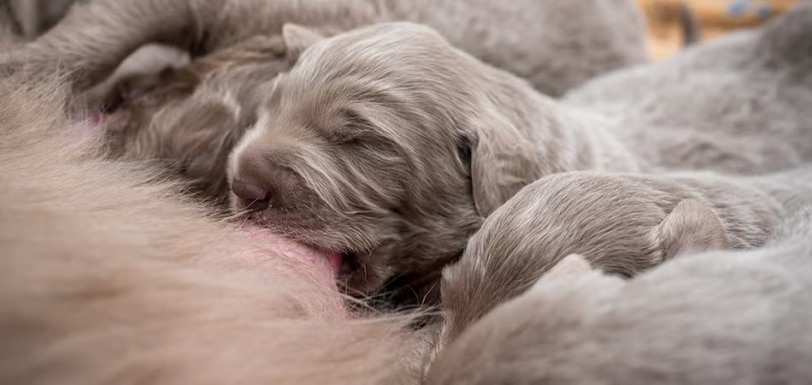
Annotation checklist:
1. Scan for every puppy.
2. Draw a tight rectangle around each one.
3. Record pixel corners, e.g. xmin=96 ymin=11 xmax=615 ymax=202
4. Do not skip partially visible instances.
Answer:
xmin=229 ymin=6 xmax=812 ymax=302
xmin=437 ymin=167 xmax=812 ymax=346
xmin=0 ymin=73 xmax=430 ymax=384
xmin=0 ymin=0 xmax=645 ymax=204
xmin=428 ymin=208 xmax=812 ymax=385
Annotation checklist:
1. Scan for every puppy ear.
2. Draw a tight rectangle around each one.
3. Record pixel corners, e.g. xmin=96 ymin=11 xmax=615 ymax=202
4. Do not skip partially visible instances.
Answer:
xmin=468 ymin=115 xmax=540 ymax=217
xmin=282 ymin=23 xmax=323 ymax=60
xmin=653 ymin=199 xmax=728 ymax=260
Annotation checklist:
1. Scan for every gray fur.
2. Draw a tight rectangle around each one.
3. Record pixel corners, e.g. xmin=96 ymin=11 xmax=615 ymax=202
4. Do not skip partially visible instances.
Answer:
xmin=1 ymin=0 xmax=646 ymax=96
xmin=564 ymin=5 xmax=812 ymax=173
xmin=438 ymin=167 xmax=812 ymax=346
xmin=230 ymin=6 xmax=812 ymax=300
xmin=428 ymin=208 xmax=812 ymax=385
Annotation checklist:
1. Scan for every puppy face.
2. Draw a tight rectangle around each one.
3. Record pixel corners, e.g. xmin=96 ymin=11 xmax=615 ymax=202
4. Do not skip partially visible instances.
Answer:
xmin=229 ymin=24 xmax=507 ymax=298
xmin=93 ymin=36 xmax=295 ymax=205
xmin=439 ymin=171 xmax=728 ymax=344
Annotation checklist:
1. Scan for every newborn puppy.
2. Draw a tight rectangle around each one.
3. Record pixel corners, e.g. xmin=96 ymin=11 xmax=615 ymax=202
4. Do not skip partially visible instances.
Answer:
xmin=2 ymin=0 xmax=645 ymax=204
xmin=0 ymin=75 xmax=430 ymax=385
xmin=230 ymin=6 xmax=812 ymax=302
xmin=428 ymin=208 xmax=812 ymax=385
xmin=437 ymin=167 xmax=812 ymax=346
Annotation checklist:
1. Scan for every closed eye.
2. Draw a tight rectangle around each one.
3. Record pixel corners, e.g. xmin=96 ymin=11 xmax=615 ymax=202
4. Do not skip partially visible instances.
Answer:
xmin=328 ymin=108 xmax=373 ymax=145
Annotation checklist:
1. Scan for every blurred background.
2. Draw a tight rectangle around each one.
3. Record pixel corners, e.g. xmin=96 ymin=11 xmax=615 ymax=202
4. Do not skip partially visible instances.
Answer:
xmin=0 ymin=0 xmax=800 ymax=60
xmin=638 ymin=0 xmax=799 ymax=59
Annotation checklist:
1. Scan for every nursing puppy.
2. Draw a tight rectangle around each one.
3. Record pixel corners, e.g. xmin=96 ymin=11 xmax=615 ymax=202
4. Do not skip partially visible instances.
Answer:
xmin=428 ymin=208 xmax=812 ymax=385
xmin=437 ymin=167 xmax=812 ymax=346
xmin=1 ymin=0 xmax=645 ymax=204
xmin=0 ymin=76 xmax=430 ymax=384
xmin=229 ymin=6 xmax=812 ymax=301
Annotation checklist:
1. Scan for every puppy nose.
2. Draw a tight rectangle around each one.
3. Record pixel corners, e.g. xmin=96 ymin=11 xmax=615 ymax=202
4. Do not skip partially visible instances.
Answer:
xmin=231 ymin=178 xmax=270 ymax=211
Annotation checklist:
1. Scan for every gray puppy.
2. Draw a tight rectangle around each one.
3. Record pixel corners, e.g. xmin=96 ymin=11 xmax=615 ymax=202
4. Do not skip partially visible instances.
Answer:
xmin=428 ymin=207 xmax=812 ymax=385
xmin=438 ymin=167 xmax=812 ymax=346
xmin=229 ymin=6 xmax=812 ymax=301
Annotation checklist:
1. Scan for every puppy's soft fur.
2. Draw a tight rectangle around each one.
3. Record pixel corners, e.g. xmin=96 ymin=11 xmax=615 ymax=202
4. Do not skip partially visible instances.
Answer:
xmin=2 ymin=0 xmax=645 ymax=204
xmin=437 ymin=167 xmax=812 ymax=347
xmin=0 ymin=74 xmax=433 ymax=384
xmin=229 ymin=6 xmax=812 ymax=301
xmin=3 ymin=0 xmax=82 ymax=39
xmin=428 ymin=208 xmax=812 ymax=385
xmin=86 ymin=37 xmax=289 ymax=205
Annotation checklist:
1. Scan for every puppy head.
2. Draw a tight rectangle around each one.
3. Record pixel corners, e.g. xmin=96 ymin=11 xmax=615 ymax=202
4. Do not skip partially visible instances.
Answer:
xmin=439 ymin=172 xmax=728 ymax=343
xmin=229 ymin=22 xmax=540 ymax=299
xmin=469 ymin=172 xmax=728 ymax=276
xmin=92 ymin=36 xmax=296 ymax=205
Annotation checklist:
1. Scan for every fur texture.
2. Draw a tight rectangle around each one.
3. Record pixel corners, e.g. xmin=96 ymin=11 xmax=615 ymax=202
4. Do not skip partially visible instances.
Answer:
xmin=88 ymin=37 xmax=290 ymax=206
xmin=438 ymin=167 xmax=812 ymax=347
xmin=0 ymin=73 xmax=430 ymax=384
xmin=6 ymin=0 xmax=645 ymax=95
xmin=229 ymin=6 xmax=812 ymax=302
xmin=0 ymin=0 xmax=645 ymax=204
xmin=564 ymin=3 xmax=812 ymax=173
xmin=428 ymin=208 xmax=812 ymax=384
xmin=3 ymin=0 xmax=82 ymax=39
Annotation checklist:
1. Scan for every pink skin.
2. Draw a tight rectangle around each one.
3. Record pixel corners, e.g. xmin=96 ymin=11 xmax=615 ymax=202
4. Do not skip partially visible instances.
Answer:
xmin=244 ymin=227 xmax=340 ymax=279
xmin=232 ymin=228 xmax=351 ymax=319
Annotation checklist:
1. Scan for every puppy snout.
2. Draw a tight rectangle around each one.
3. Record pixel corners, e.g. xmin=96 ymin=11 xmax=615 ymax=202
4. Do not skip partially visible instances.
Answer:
xmin=232 ymin=145 xmax=304 ymax=211
xmin=231 ymin=178 xmax=271 ymax=211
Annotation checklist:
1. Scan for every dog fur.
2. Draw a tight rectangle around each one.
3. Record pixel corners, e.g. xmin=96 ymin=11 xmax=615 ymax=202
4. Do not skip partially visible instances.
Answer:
xmin=0 ymin=72 xmax=433 ymax=384
xmin=3 ymin=0 xmax=82 ymax=39
xmin=228 ymin=6 xmax=812 ymax=302
xmin=0 ymin=0 xmax=645 ymax=204
xmin=427 ymin=207 xmax=812 ymax=384
xmin=564 ymin=3 xmax=812 ymax=174
xmin=3 ymin=0 xmax=646 ymax=95
xmin=85 ymin=37 xmax=290 ymax=206
xmin=437 ymin=167 xmax=812 ymax=347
